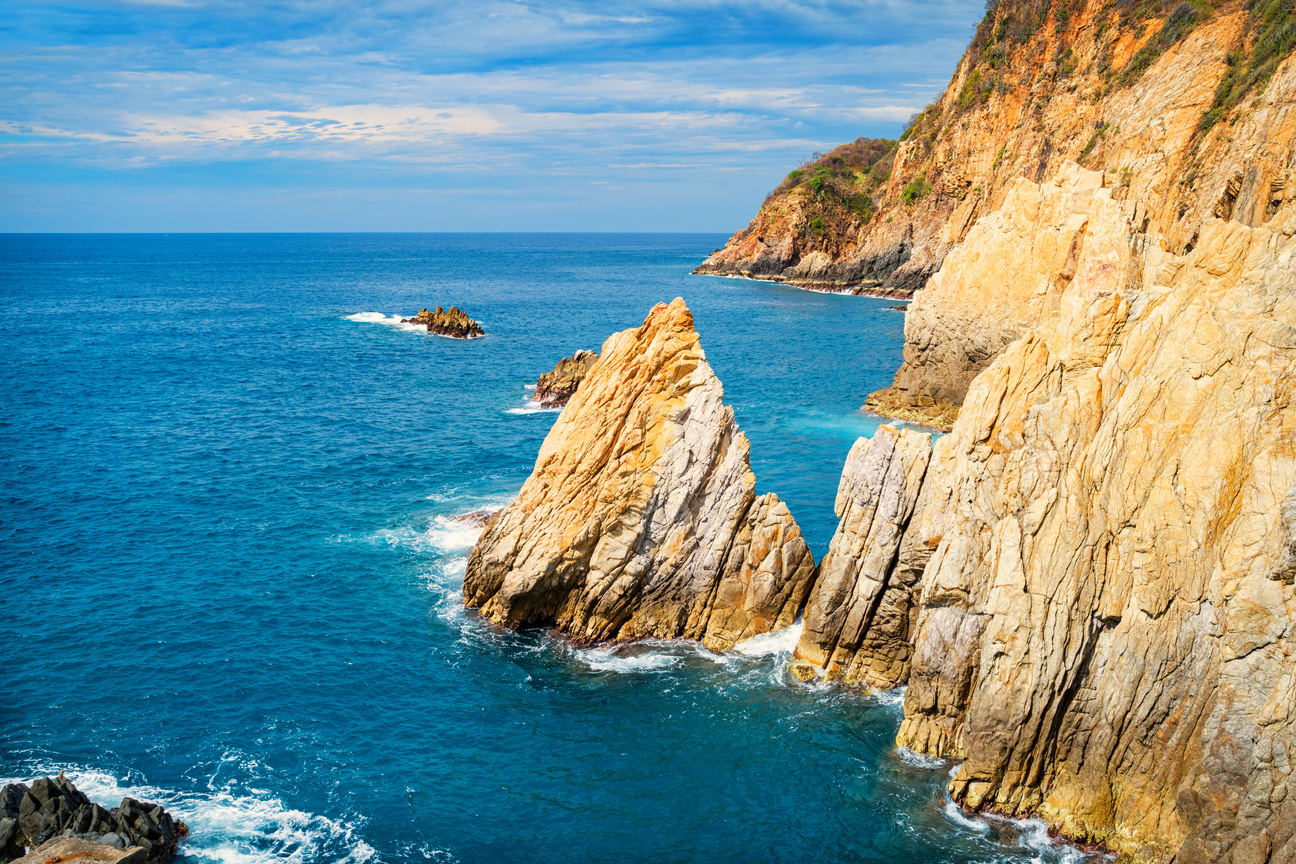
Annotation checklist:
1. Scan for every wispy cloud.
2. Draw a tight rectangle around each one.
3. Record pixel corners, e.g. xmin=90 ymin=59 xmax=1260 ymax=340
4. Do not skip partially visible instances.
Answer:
xmin=0 ymin=0 xmax=981 ymax=230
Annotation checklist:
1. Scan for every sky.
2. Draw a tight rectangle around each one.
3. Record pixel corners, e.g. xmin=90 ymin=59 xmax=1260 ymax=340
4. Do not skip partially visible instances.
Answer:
xmin=1 ymin=0 xmax=983 ymax=232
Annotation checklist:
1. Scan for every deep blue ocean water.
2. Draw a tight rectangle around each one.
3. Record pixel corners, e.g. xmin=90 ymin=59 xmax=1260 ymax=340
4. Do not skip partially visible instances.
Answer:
xmin=1 ymin=234 xmax=1092 ymax=864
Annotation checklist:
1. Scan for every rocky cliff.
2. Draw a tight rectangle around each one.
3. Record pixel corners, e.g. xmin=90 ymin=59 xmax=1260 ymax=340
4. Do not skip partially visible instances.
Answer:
xmin=699 ymin=0 xmax=1295 ymax=419
xmin=806 ymin=164 xmax=1295 ymax=862
xmin=534 ymin=349 xmax=598 ymax=408
xmin=463 ymin=298 xmax=816 ymax=650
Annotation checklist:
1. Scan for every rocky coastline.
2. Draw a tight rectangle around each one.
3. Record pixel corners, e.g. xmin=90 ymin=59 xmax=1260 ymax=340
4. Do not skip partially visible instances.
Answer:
xmin=532 ymin=349 xmax=597 ymax=408
xmin=401 ymin=306 xmax=484 ymax=339
xmin=1 ymin=775 xmax=187 ymax=864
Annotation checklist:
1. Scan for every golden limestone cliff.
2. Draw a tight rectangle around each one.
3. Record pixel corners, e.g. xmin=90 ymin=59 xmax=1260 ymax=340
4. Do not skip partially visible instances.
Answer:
xmin=463 ymin=299 xmax=816 ymax=651
xmin=804 ymin=164 xmax=1295 ymax=861
xmin=699 ymin=0 xmax=1296 ymax=421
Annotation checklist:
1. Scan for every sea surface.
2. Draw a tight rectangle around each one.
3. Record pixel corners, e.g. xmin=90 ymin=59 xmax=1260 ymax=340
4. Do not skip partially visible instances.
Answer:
xmin=1 ymin=234 xmax=1095 ymax=864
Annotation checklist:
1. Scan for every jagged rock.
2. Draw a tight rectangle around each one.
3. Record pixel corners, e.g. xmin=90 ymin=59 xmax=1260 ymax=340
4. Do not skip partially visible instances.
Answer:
xmin=464 ymin=298 xmax=817 ymax=650
xmin=791 ymin=426 xmax=932 ymax=688
xmin=883 ymin=166 xmax=1296 ymax=860
xmin=400 ymin=305 xmax=484 ymax=339
xmin=0 ymin=776 xmax=187 ymax=864
xmin=533 ymin=349 xmax=597 ymax=408
xmin=12 ymin=837 xmax=145 ymax=864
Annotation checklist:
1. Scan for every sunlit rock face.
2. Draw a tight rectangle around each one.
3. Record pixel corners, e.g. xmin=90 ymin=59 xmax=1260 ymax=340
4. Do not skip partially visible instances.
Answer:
xmin=464 ymin=298 xmax=816 ymax=651
xmin=888 ymin=165 xmax=1296 ymax=861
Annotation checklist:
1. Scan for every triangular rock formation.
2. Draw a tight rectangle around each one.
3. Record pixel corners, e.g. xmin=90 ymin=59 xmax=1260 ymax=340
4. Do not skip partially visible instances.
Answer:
xmin=464 ymin=298 xmax=816 ymax=650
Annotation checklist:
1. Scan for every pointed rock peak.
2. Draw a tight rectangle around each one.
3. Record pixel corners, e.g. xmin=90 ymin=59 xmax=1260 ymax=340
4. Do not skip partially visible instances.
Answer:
xmin=465 ymin=299 xmax=816 ymax=650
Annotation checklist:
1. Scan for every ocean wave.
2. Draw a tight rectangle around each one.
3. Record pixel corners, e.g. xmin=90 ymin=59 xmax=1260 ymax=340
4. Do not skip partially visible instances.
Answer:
xmin=1 ymin=762 xmax=377 ymax=864
xmin=894 ymin=746 xmax=947 ymax=769
xmin=344 ymin=312 xmax=425 ymax=333
xmin=576 ymin=646 xmax=684 ymax=673
xmin=734 ymin=621 xmax=802 ymax=657
xmin=505 ymin=401 xmax=560 ymax=415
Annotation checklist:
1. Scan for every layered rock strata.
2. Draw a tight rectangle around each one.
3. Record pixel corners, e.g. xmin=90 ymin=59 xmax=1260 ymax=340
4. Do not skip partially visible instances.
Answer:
xmin=14 ymin=838 xmax=145 ymax=864
xmin=401 ymin=306 xmax=484 ymax=339
xmin=533 ymin=349 xmax=598 ymax=407
xmin=792 ymin=425 xmax=932 ymax=688
xmin=806 ymin=163 xmax=1296 ymax=861
xmin=464 ymin=298 xmax=816 ymax=650
xmin=0 ymin=775 xmax=187 ymax=864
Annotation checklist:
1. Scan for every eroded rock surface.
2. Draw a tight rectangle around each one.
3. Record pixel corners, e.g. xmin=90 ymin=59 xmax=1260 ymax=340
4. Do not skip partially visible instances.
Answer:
xmin=792 ymin=425 xmax=932 ymax=688
xmin=534 ymin=349 xmax=597 ymax=408
xmin=464 ymin=298 xmax=816 ymax=650
xmin=401 ymin=306 xmax=484 ymax=339
xmin=885 ymin=169 xmax=1296 ymax=861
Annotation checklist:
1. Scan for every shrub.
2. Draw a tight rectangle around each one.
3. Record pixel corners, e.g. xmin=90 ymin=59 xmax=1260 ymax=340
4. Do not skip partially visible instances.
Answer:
xmin=900 ymin=174 xmax=932 ymax=205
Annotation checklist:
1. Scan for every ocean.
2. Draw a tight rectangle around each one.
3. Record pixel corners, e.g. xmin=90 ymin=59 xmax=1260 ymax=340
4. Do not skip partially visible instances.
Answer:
xmin=1 ymin=234 xmax=1095 ymax=863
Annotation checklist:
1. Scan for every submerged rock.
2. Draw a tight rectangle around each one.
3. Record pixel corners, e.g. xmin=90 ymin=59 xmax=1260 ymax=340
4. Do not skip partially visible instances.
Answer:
xmin=401 ymin=306 xmax=484 ymax=339
xmin=464 ymin=298 xmax=816 ymax=650
xmin=533 ymin=349 xmax=597 ymax=408
xmin=0 ymin=775 xmax=187 ymax=864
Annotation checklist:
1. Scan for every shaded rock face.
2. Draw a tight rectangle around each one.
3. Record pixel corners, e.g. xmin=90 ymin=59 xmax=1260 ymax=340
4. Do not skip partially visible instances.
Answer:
xmin=401 ymin=306 xmax=484 ymax=339
xmin=803 ymin=164 xmax=1295 ymax=860
xmin=464 ymin=298 xmax=817 ymax=650
xmin=0 ymin=775 xmax=187 ymax=863
xmin=792 ymin=425 xmax=932 ymax=688
xmin=533 ymin=349 xmax=597 ymax=408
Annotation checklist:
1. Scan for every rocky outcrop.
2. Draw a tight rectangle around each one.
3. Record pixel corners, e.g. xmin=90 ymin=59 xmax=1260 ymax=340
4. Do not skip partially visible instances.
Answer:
xmin=804 ymin=162 xmax=1296 ymax=860
xmin=0 ymin=775 xmax=187 ymax=863
xmin=792 ymin=425 xmax=932 ymax=688
xmin=450 ymin=509 xmax=497 ymax=529
xmin=401 ymin=306 xmax=484 ymax=339
xmin=533 ymin=350 xmax=597 ymax=408
xmin=464 ymin=298 xmax=816 ymax=650
xmin=14 ymin=837 xmax=145 ymax=864
xmin=702 ymin=0 xmax=1296 ymax=414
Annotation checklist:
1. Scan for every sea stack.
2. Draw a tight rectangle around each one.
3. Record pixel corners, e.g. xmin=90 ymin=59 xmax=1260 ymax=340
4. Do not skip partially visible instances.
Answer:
xmin=401 ymin=306 xmax=484 ymax=339
xmin=533 ymin=349 xmax=597 ymax=408
xmin=464 ymin=298 xmax=816 ymax=650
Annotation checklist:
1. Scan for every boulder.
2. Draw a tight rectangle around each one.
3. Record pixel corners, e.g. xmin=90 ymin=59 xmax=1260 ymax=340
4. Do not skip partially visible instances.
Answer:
xmin=464 ymin=298 xmax=817 ymax=650
xmin=12 ymin=837 xmax=145 ymax=864
xmin=0 ymin=775 xmax=187 ymax=864
xmin=533 ymin=349 xmax=598 ymax=408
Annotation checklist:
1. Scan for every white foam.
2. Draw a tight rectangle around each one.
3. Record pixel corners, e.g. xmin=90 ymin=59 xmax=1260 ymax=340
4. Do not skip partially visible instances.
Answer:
xmin=345 ymin=311 xmax=425 ymax=332
xmin=943 ymin=800 xmax=992 ymax=835
xmin=895 ymin=746 xmax=947 ymax=769
xmin=2 ymin=763 xmax=376 ymax=864
xmin=505 ymin=400 xmax=561 ymax=415
xmin=873 ymin=684 xmax=907 ymax=708
xmin=576 ymin=646 xmax=683 ymax=673
xmin=523 ymin=384 xmax=536 ymax=391
xmin=734 ymin=621 xmax=803 ymax=656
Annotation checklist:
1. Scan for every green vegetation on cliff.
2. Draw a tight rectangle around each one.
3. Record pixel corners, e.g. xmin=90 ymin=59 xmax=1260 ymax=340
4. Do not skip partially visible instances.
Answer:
xmin=767 ymin=138 xmax=897 ymax=225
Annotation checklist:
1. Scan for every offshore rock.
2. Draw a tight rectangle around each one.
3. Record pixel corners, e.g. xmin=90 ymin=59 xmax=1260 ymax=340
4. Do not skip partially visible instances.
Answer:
xmin=464 ymin=298 xmax=816 ymax=650
xmin=401 ymin=306 xmax=484 ymax=339
xmin=793 ymin=425 xmax=932 ymax=688
xmin=0 ymin=775 xmax=187 ymax=863
xmin=891 ymin=167 xmax=1296 ymax=861
xmin=534 ymin=349 xmax=598 ymax=408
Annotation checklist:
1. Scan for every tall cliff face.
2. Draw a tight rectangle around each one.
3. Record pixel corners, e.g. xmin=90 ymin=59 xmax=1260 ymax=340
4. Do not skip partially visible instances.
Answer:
xmin=463 ymin=298 xmax=816 ymax=651
xmin=696 ymin=0 xmax=1296 ymax=308
xmin=811 ymin=164 xmax=1295 ymax=860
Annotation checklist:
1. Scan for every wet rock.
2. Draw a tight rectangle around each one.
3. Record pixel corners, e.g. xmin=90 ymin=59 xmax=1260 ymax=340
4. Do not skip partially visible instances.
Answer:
xmin=400 ymin=306 xmax=484 ymax=339
xmin=450 ymin=509 xmax=497 ymax=529
xmin=464 ymin=298 xmax=817 ymax=650
xmin=0 ymin=775 xmax=187 ymax=864
xmin=533 ymin=349 xmax=598 ymax=408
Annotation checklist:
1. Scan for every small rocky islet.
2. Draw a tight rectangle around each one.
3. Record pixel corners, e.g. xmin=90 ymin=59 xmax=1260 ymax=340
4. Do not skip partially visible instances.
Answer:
xmin=400 ymin=306 xmax=484 ymax=339
xmin=1 ymin=774 xmax=186 ymax=864
xmin=532 ymin=349 xmax=598 ymax=408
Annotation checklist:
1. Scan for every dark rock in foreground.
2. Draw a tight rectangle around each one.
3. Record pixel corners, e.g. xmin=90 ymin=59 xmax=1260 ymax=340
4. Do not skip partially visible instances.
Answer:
xmin=401 ymin=306 xmax=484 ymax=339
xmin=533 ymin=350 xmax=597 ymax=407
xmin=0 ymin=774 xmax=187 ymax=864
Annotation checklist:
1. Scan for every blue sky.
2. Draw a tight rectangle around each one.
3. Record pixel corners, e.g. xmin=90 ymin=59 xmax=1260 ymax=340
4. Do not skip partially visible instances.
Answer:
xmin=2 ymin=0 xmax=981 ymax=231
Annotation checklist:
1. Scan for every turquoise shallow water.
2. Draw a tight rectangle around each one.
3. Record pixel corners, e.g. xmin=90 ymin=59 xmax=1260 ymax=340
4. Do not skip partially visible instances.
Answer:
xmin=1 ymin=234 xmax=1093 ymax=864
